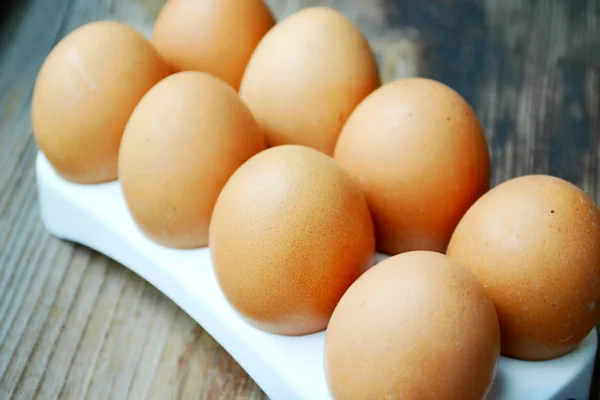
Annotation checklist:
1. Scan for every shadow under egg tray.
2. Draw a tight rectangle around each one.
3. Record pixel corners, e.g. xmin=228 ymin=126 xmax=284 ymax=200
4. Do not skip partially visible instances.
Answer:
xmin=36 ymin=152 xmax=597 ymax=400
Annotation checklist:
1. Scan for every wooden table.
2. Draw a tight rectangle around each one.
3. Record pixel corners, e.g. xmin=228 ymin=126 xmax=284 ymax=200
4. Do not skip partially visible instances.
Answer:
xmin=0 ymin=0 xmax=598 ymax=398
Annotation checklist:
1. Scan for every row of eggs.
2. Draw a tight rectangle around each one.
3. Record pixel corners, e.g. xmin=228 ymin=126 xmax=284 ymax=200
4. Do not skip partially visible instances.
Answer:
xmin=31 ymin=1 xmax=600 ymax=399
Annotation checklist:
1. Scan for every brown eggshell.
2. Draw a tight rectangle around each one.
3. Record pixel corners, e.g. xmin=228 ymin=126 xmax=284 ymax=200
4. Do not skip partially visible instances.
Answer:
xmin=32 ymin=21 xmax=169 ymax=184
xmin=119 ymin=71 xmax=265 ymax=249
xmin=152 ymin=0 xmax=274 ymax=90
xmin=209 ymin=145 xmax=375 ymax=335
xmin=334 ymin=77 xmax=490 ymax=255
xmin=325 ymin=251 xmax=500 ymax=400
xmin=239 ymin=6 xmax=380 ymax=155
xmin=447 ymin=175 xmax=600 ymax=360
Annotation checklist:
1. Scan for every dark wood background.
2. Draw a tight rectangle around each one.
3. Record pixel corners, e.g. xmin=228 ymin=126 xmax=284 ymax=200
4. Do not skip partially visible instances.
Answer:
xmin=0 ymin=0 xmax=598 ymax=398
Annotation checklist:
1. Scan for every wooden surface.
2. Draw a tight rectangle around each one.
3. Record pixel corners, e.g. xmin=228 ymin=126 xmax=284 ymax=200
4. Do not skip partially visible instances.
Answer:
xmin=0 ymin=0 xmax=599 ymax=398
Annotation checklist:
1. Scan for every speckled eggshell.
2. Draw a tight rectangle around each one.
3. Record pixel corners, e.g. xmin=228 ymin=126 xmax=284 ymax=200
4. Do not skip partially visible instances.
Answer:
xmin=118 ymin=72 xmax=265 ymax=249
xmin=32 ymin=21 xmax=169 ymax=184
xmin=325 ymin=251 xmax=500 ymax=400
xmin=334 ymin=77 xmax=491 ymax=255
xmin=209 ymin=145 xmax=375 ymax=336
xmin=239 ymin=7 xmax=380 ymax=155
xmin=152 ymin=0 xmax=274 ymax=90
xmin=447 ymin=175 xmax=600 ymax=360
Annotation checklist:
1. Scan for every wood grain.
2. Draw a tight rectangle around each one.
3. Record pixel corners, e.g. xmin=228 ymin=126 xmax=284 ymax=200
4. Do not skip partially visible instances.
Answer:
xmin=0 ymin=0 xmax=599 ymax=399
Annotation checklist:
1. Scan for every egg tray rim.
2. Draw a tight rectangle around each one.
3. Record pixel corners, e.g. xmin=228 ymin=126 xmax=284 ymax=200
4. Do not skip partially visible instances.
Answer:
xmin=35 ymin=151 xmax=598 ymax=400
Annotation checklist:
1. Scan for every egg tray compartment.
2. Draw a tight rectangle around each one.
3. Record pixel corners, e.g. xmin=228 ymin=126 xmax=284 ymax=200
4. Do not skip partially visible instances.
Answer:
xmin=36 ymin=151 xmax=597 ymax=400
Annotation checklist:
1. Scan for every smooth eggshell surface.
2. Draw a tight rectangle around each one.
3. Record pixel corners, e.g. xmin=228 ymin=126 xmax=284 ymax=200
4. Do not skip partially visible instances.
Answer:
xmin=210 ymin=145 xmax=375 ymax=336
xmin=447 ymin=175 xmax=600 ymax=360
xmin=239 ymin=6 xmax=380 ymax=155
xmin=334 ymin=77 xmax=490 ymax=255
xmin=119 ymin=72 xmax=265 ymax=249
xmin=32 ymin=21 xmax=169 ymax=184
xmin=152 ymin=0 xmax=274 ymax=90
xmin=325 ymin=251 xmax=500 ymax=400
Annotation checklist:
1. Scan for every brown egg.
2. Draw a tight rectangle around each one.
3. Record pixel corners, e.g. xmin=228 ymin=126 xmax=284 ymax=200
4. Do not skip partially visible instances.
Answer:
xmin=152 ymin=0 xmax=274 ymax=90
xmin=210 ymin=145 xmax=375 ymax=335
xmin=119 ymin=72 xmax=265 ymax=249
xmin=239 ymin=7 xmax=380 ymax=155
xmin=447 ymin=175 xmax=600 ymax=361
xmin=32 ymin=21 xmax=169 ymax=184
xmin=334 ymin=77 xmax=490 ymax=255
xmin=325 ymin=251 xmax=500 ymax=400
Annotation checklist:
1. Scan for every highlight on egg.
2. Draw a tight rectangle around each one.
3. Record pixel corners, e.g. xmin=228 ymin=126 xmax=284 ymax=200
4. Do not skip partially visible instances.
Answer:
xmin=118 ymin=71 xmax=265 ymax=249
xmin=239 ymin=6 xmax=381 ymax=155
xmin=152 ymin=0 xmax=275 ymax=90
xmin=447 ymin=174 xmax=600 ymax=361
xmin=334 ymin=77 xmax=490 ymax=255
xmin=325 ymin=251 xmax=501 ymax=400
xmin=209 ymin=145 xmax=375 ymax=336
xmin=32 ymin=21 xmax=170 ymax=184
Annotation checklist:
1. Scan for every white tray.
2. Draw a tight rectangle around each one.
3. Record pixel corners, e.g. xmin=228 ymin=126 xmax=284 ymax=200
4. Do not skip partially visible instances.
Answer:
xmin=36 ymin=152 xmax=597 ymax=400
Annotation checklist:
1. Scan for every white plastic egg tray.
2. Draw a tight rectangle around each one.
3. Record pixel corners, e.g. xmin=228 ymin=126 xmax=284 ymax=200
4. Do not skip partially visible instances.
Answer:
xmin=36 ymin=151 xmax=597 ymax=400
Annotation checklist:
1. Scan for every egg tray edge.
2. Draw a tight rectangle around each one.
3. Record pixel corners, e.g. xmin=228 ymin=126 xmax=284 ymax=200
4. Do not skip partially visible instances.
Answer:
xmin=35 ymin=151 xmax=598 ymax=400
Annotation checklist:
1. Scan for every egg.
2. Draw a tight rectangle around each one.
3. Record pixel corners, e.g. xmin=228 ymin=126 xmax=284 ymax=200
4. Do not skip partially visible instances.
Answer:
xmin=325 ymin=251 xmax=500 ymax=400
xmin=334 ymin=77 xmax=490 ymax=255
xmin=239 ymin=6 xmax=380 ymax=155
xmin=209 ymin=145 xmax=375 ymax=335
xmin=447 ymin=175 xmax=600 ymax=361
xmin=152 ymin=0 xmax=274 ymax=90
xmin=32 ymin=21 xmax=169 ymax=184
xmin=118 ymin=72 xmax=265 ymax=249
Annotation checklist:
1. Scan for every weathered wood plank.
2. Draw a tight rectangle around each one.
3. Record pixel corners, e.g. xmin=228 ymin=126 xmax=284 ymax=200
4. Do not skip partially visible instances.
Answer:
xmin=0 ymin=235 xmax=69 ymax=397
xmin=10 ymin=246 xmax=88 ymax=400
xmin=55 ymin=257 xmax=126 ymax=400
xmin=125 ymin=297 xmax=180 ymax=399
